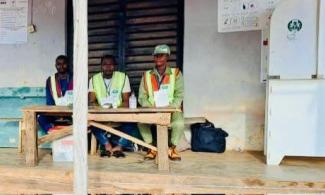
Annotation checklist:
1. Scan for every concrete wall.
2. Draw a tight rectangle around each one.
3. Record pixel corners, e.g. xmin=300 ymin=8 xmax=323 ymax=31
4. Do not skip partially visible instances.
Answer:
xmin=0 ymin=0 xmax=66 ymax=147
xmin=0 ymin=0 xmax=66 ymax=88
xmin=183 ymin=0 xmax=265 ymax=151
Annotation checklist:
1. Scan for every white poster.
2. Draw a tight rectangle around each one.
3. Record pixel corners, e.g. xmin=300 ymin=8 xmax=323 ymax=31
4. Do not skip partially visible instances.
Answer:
xmin=218 ymin=0 xmax=281 ymax=32
xmin=0 ymin=0 xmax=28 ymax=44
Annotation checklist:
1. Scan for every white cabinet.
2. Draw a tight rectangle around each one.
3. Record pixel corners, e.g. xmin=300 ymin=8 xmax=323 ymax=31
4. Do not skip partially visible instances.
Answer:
xmin=318 ymin=0 xmax=325 ymax=77
xmin=268 ymin=0 xmax=318 ymax=79
xmin=265 ymin=0 xmax=325 ymax=165
xmin=266 ymin=80 xmax=325 ymax=165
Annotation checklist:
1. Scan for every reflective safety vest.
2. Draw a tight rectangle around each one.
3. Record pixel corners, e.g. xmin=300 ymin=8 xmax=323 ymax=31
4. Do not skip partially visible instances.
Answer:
xmin=92 ymin=71 xmax=126 ymax=107
xmin=144 ymin=68 xmax=178 ymax=106
xmin=49 ymin=74 xmax=73 ymax=105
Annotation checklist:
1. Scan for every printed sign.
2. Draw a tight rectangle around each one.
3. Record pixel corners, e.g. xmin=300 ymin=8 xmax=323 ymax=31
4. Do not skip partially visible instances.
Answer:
xmin=0 ymin=0 xmax=28 ymax=44
xmin=218 ymin=0 xmax=281 ymax=32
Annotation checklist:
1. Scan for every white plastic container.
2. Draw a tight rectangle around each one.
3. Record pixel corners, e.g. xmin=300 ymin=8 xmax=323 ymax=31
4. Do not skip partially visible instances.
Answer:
xmin=52 ymin=135 xmax=74 ymax=162
xmin=129 ymin=92 xmax=137 ymax=109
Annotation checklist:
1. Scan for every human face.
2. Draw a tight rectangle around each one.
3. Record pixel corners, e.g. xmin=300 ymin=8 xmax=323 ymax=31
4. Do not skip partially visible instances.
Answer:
xmin=154 ymin=54 xmax=168 ymax=69
xmin=55 ymin=59 xmax=68 ymax=74
xmin=101 ymin=58 xmax=116 ymax=78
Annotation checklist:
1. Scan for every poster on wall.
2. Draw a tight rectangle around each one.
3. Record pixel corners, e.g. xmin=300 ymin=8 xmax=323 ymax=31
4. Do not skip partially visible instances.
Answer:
xmin=218 ymin=0 xmax=281 ymax=32
xmin=0 ymin=0 xmax=28 ymax=44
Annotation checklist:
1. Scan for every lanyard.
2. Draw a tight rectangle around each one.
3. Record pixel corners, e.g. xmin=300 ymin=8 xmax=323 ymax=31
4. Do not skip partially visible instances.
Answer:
xmin=155 ymin=74 xmax=166 ymax=90
xmin=102 ymin=73 xmax=112 ymax=97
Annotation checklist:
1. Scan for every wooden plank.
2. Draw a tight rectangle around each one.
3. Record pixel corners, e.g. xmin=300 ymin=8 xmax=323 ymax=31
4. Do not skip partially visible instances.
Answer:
xmin=126 ymin=55 xmax=176 ymax=63
xmin=37 ymin=126 xmax=73 ymax=145
xmin=73 ymin=0 xmax=88 ymax=194
xmin=127 ymin=7 xmax=178 ymax=18
xmin=88 ymin=20 xmax=118 ymax=29
xmin=184 ymin=117 xmax=207 ymax=125
xmin=88 ymin=65 xmax=101 ymax=73
xmin=125 ymin=70 xmax=145 ymax=78
xmin=89 ymin=49 xmax=117 ymax=58
xmin=0 ymin=118 xmax=21 ymax=122
xmin=127 ymin=31 xmax=177 ymax=41
xmin=88 ymin=35 xmax=117 ymax=43
xmin=90 ymin=133 xmax=97 ymax=155
xmin=126 ymin=1 xmax=178 ymax=9
xmin=156 ymin=125 xmax=169 ymax=171
xmin=126 ymin=62 xmax=176 ymax=71
xmin=88 ymin=12 xmax=118 ymax=21
xmin=21 ymin=105 xmax=179 ymax=113
xmin=127 ymin=23 xmax=177 ymax=33
xmin=127 ymin=38 xmax=177 ymax=48
xmin=22 ymin=105 xmax=73 ymax=113
xmin=24 ymin=111 xmax=37 ymax=166
xmin=89 ymin=42 xmax=117 ymax=50
xmin=0 ymin=149 xmax=325 ymax=193
xmin=88 ymin=58 xmax=101 ymax=65
xmin=88 ymin=113 xmax=171 ymax=126
xmin=88 ymin=106 xmax=179 ymax=113
xmin=126 ymin=46 xmax=176 ymax=56
xmin=89 ymin=121 xmax=157 ymax=151
xmin=88 ymin=0 xmax=118 ymax=6
xmin=88 ymin=4 xmax=119 ymax=14
xmin=127 ymin=16 xmax=177 ymax=25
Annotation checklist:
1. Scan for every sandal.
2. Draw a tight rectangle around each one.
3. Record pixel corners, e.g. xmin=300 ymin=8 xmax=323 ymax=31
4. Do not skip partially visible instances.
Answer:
xmin=112 ymin=150 xmax=126 ymax=158
xmin=100 ymin=150 xmax=111 ymax=157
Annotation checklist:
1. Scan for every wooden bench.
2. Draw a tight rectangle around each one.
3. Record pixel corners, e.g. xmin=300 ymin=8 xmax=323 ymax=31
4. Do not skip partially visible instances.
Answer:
xmin=0 ymin=118 xmax=23 ymax=152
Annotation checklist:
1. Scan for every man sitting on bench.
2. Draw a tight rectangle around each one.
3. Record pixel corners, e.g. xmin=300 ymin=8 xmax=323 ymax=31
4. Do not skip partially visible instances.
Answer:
xmin=138 ymin=44 xmax=185 ymax=161
xmin=37 ymin=55 xmax=73 ymax=133
xmin=88 ymin=55 xmax=136 ymax=158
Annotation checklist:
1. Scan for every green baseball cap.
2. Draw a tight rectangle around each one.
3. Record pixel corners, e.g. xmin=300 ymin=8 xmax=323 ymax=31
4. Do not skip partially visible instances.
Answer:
xmin=153 ymin=44 xmax=171 ymax=55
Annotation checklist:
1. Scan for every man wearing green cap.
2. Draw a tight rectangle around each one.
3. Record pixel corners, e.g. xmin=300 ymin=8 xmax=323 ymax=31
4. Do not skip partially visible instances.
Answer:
xmin=138 ymin=44 xmax=184 ymax=161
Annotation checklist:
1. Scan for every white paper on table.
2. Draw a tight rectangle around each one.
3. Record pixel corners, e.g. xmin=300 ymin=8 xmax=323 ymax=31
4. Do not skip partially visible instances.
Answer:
xmin=100 ymin=97 xmax=113 ymax=107
xmin=65 ymin=90 xmax=73 ymax=105
xmin=56 ymin=97 xmax=68 ymax=106
xmin=154 ymin=90 xmax=169 ymax=107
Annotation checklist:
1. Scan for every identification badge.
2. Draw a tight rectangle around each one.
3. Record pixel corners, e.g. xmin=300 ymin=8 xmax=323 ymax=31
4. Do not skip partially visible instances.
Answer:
xmin=160 ymin=84 xmax=169 ymax=91
xmin=154 ymin=90 xmax=169 ymax=107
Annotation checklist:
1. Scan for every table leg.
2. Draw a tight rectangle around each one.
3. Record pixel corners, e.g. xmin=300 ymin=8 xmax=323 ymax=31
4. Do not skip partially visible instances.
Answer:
xmin=90 ymin=133 xmax=97 ymax=155
xmin=156 ymin=124 xmax=169 ymax=171
xmin=25 ymin=111 xmax=38 ymax=166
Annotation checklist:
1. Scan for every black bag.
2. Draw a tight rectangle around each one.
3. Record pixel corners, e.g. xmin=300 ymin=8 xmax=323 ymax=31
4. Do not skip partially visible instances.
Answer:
xmin=191 ymin=120 xmax=228 ymax=153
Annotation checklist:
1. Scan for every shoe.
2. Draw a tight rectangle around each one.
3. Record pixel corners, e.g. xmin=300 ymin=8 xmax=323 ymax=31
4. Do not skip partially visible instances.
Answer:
xmin=144 ymin=149 xmax=157 ymax=160
xmin=48 ymin=125 xmax=65 ymax=133
xmin=100 ymin=150 xmax=111 ymax=157
xmin=168 ymin=145 xmax=181 ymax=161
xmin=113 ymin=150 xmax=126 ymax=158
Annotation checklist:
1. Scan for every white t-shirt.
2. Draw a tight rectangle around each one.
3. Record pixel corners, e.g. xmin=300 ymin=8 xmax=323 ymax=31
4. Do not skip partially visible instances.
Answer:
xmin=88 ymin=75 xmax=131 ymax=94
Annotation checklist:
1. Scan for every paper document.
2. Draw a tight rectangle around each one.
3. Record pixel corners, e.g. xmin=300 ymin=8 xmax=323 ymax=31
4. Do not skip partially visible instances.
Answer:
xmin=154 ymin=90 xmax=169 ymax=107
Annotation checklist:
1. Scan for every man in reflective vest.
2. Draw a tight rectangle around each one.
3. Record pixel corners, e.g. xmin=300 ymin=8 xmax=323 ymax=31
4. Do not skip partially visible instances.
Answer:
xmin=37 ymin=55 xmax=73 ymax=133
xmin=138 ymin=44 xmax=184 ymax=161
xmin=89 ymin=55 xmax=136 ymax=158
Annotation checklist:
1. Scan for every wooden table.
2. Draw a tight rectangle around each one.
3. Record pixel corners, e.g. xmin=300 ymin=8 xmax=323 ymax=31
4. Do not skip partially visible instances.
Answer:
xmin=21 ymin=105 xmax=178 ymax=171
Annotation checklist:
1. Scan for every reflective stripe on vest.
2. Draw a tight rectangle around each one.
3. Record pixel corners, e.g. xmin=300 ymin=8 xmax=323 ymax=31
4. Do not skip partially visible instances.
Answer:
xmin=50 ymin=75 xmax=60 ymax=105
xmin=92 ymin=71 xmax=126 ymax=107
xmin=145 ymin=68 xmax=176 ymax=106
xmin=49 ymin=74 xmax=73 ymax=105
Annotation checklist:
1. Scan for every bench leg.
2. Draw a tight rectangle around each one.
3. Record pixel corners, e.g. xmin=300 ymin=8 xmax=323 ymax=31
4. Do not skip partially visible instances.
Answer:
xmin=156 ymin=125 xmax=169 ymax=171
